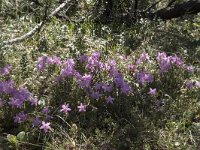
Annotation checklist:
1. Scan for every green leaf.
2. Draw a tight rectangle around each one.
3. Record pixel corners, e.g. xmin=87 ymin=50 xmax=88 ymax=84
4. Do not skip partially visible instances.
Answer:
xmin=16 ymin=131 xmax=26 ymax=141
xmin=7 ymin=134 xmax=17 ymax=144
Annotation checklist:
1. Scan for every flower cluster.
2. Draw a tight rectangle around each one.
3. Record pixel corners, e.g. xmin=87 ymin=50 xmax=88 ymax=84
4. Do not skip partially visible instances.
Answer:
xmin=0 ymin=64 xmax=11 ymax=76
xmin=37 ymin=56 xmax=61 ymax=71
xmin=0 ymin=50 xmax=199 ymax=134
xmin=156 ymin=52 xmax=193 ymax=73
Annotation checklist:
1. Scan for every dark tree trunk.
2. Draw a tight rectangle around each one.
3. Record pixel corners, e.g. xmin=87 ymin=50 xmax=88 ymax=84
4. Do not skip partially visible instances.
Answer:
xmin=149 ymin=0 xmax=200 ymax=20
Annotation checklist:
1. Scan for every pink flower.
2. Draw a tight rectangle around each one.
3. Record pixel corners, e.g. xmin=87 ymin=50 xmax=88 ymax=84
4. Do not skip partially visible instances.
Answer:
xmin=77 ymin=103 xmax=86 ymax=112
xmin=186 ymin=65 xmax=194 ymax=73
xmin=60 ymin=104 xmax=71 ymax=113
xmin=52 ymin=56 xmax=62 ymax=65
xmin=40 ymin=121 xmax=51 ymax=132
xmin=148 ymin=88 xmax=157 ymax=96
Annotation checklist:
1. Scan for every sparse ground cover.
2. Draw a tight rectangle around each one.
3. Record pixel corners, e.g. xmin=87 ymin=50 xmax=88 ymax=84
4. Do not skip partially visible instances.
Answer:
xmin=0 ymin=0 xmax=200 ymax=149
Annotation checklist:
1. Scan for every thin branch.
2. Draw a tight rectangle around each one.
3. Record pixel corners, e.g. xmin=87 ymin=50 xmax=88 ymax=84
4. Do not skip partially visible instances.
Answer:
xmin=134 ymin=0 xmax=138 ymax=11
xmin=134 ymin=0 xmax=139 ymax=18
xmin=2 ymin=0 xmax=74 ymax=45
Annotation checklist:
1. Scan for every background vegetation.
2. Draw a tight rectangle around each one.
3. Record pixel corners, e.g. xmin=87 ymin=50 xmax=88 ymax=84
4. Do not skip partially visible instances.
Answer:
xmin=0 ymin=0 xmax=200 ymax=149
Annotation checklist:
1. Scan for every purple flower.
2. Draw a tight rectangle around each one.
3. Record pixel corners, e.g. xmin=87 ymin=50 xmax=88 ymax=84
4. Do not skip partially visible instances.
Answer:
xmin=136 ymin=72 xmax=154 ymax=84
xmin=186 ymin=81 xmax=194 ymax=89
xmin=52 ymin=56 xmax=62 ymax=65
xmin=148 ymin=88 xmax=157 ymax=96
xmin=170 ymin=55 xmax=184 ymax=67
xmin=77 ymin=103 xmax=86 ymax=112
xmin=102 ymin=84 xmax=113 ymax=92
xmin=14 ymin=112 xmax=27 ymax=123
xmin=38 ymin=56 xmax=62 ymax=68
xmin=136 ymin=52 xmax=150 ymax=64
xmin=0 ymin=79 xmax=15 ymax=94
xmin=87 ymin=58 xmax=100 ymax=72
xmin=85 ymin=52 xmax=102 ymax=72
xmin=78 ymin=74 xmax=92 ymax=88
xmin=91 ymin=91 xmax=102 ymax=100
xmin=40 ymin=121 xmax=51 ymax=132
xmin=79 ymin=55 xmax=88 ymax=63
xmin=136 ymin=59 xmax=142 ymax=65
xmin=8 ymin=98 xmax=24 ymax=108
xmin=120 ymin=83 xmax=132 ymax=94
xmin=29 ymin=97 xmax=38 ymax=106
xmin=127 ymin=64 xmax=137 ymax=72
xmin=106 ymin=96 xmax=114 ymax=104
xmin=91 ymin=51 xmax=101 ymax=60
xmin=109 ymin=67 xmax=119 ymax=77
xmin=186 ymin=65 xmax=194 ymax=73
xmin=114 ymin=73 xmax=124 ymax=87
xmin=103 ymin=62 xmax=111 ymax=71
xmin=55 ymin=75 xmax=63 ymax=82
xmin=46 ymin=57 xmax=54 ymax=65
xmin=156 ymin=52 xmax=167 ymax=62
xmin=37 ymin=56 xmax=48 ymax=71
xmin=60 ymin=104 xmax=71 ymax=113
xmin=157 ymin=52 xmax=185 ymax=72
xmin=61 ymin=66 xmax=75 ymax=77
xmin=63 ymin=59 xmax=75 ymax=67
xmin=42 ymin=107 xmax=49 ymax=114
xmin=156 ymin=52 xmax=171 ymax=73
xmin=94 ymin=82 xmax=104 ymax=90
xmin=0 ymin=64 xmax=11 ymax=76
xmin=99 ymin=62 xmax=105 ymax=69
xmin=13 ymin=87 xmax=31 ymax=101
xmin=32 ymin=117 xmax=42 ymax=127
xmin=60 ymin=59 xmax=76 ymax=77
xmin=140 ymin=52 xmax=150 ymax=62
xmin=108 ymin=60 xmax=117 ymax=67
xmin=196 ymin=81 xmax=200 ymax=88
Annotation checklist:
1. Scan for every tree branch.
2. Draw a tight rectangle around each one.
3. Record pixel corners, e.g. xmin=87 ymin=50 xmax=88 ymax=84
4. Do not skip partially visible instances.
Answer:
xmin=2 ymin=0 xmax=74 ymax=45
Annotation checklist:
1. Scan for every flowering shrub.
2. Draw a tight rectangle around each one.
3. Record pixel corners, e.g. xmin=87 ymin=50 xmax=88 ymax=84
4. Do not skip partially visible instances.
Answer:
xmin=0 ymin=50 xmax=199 ymax=149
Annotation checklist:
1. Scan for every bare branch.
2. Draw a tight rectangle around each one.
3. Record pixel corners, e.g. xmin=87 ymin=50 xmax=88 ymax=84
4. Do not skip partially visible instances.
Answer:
xmin=2 ymin=0 xmax=74 ymax=45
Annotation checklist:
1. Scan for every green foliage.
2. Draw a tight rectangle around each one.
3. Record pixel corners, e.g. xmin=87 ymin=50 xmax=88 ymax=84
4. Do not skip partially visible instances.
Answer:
xmin=0 ymin=0 xmax=200 ymax=149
